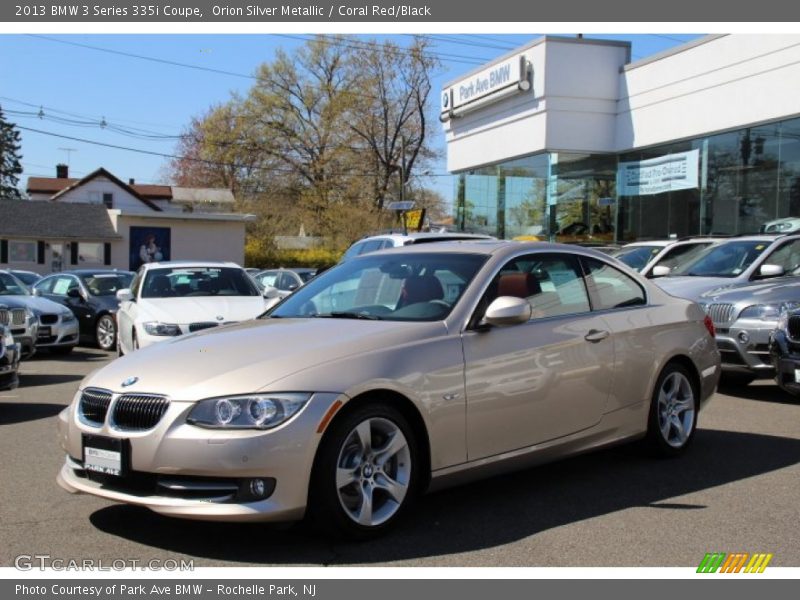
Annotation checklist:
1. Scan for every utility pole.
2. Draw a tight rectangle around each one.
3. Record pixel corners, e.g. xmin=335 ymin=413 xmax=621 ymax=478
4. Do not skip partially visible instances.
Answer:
xmin=400 ymin=136 xmax=406 ymax=204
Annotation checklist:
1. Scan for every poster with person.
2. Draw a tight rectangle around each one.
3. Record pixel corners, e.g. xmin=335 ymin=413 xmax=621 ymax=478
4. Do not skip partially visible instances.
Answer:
xmin=129 ymin=226 xmax=171 ymax=271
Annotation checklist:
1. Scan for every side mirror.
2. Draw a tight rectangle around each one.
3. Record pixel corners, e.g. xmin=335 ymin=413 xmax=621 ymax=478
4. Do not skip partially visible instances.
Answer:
xmin=67 ymin=288 xmax=84 ymax=301
xmin=287 ymin=283 xmax=299 ymax=292
xmin=481 ymin=296 xmax=532 ymax=327
xmin=32 ymin=288 xmax=42 ymax=297
xmin=650 ymin=265 xmax=671 ymax=278
xmin=758 ymin=264 xmax=785 ymax=279
xmin=116 ymin=288 xmax=134 ymax=302
xmin=262 ymin=286 xmax=281 ymax=299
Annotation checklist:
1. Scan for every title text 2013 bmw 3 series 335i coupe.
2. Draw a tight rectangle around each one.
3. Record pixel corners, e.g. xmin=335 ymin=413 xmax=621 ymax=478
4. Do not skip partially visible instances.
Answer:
xmin=57 ymin=242 xmax=720 ymax=538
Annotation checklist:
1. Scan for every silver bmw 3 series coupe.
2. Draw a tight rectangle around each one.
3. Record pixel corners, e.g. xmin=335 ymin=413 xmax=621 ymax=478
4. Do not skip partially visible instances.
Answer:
xmin=57 ymin=242 xmax=720 ymax=538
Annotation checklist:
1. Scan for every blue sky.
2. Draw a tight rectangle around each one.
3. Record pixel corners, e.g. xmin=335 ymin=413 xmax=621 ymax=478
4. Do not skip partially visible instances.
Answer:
xmin=0 ymin=33 xmax=700 ymax=204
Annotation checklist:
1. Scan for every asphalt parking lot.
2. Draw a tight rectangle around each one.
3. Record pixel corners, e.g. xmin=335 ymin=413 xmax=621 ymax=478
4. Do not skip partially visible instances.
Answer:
xmin=1 ymin=348 xmax=798 ymax=568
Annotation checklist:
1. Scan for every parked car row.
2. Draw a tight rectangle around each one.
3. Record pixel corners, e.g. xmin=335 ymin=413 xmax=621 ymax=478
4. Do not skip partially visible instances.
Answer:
xmin=613 ymin=233 xmax=800 ymax=392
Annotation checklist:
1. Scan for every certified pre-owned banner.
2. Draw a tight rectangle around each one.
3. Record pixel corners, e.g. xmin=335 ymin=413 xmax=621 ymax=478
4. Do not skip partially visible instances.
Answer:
xmin=618 ymin=149 xmax=700 ymax=197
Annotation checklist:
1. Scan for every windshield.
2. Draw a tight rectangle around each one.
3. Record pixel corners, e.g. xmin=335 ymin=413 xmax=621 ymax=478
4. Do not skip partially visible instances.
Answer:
xmin=269 ymin=253 xmax=488 ymax=321
xmin=141 ymin=267 xmax=260 ymax=299
xmin=613 ymin=246 xmax=662 ymax=271
xmin=653 ymin=242 xmax=713 ymax=272
xmin=80 ymin=272 xmax=134 ymax=297
xmin=12 ymin=271 xmax=40 ymax=285
xmin=669 ymin=241 xmax=768 ymax=277
xmin=0 ymin=272 xmax=30 ymax=296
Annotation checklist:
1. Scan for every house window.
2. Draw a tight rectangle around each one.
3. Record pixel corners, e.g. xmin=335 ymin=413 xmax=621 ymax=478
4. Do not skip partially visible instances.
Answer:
xmin=79 ymin=242 xmax=104 ymax=264
xmin=103 ymin=193 xmax=113 ymax=208
xmin=9 ymin=240 xmax=37 ymax=263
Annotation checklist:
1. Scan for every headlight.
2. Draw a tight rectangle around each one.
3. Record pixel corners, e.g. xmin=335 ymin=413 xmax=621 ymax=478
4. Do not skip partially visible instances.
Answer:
xmin=61 ymin=312 xmax=77 ymax=323
xmin=740 ymin=301 xmax=800 ymax=321
xmin=187 ymin=393 xmax=311 ymax=429
xmin=143 ymin=321 xmax=181 ymax=336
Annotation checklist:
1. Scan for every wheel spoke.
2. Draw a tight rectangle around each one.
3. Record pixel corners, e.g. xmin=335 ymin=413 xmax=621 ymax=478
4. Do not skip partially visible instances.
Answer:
xmin=374 ymin=472 xmax=407 ymax=503
xmin=670 ymin=414 xmax=685 ymax=441
xmin=356 ymin=484 xmax=374 ymax=525
xmin=374 ymin=431 xmax=407 ymax=466
xmin=336 ymin=465 xmax=358 ymax=490
xmin=354 ymin=420 xmax=373 ymax=454
xmin=673 ymin=398 xmax=693 ymax=413
xmin=660 ymin=416 xmax=672 ymax=440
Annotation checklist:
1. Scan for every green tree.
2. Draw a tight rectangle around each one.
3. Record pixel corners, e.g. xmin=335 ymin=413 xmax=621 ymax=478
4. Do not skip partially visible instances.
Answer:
xmin=166 ymin=35 xmax=439 ymax=249
xmin=0 ymin=105 xmax=23 ymax=199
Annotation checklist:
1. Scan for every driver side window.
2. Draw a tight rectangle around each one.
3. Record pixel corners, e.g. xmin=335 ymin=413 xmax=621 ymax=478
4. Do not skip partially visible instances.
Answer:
xmin=484 ymin=253 xmax=591 ymax=320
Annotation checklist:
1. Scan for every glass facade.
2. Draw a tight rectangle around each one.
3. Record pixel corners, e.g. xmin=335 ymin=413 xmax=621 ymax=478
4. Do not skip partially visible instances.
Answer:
xmin=453 ymin=115 xmax=800 ymax=242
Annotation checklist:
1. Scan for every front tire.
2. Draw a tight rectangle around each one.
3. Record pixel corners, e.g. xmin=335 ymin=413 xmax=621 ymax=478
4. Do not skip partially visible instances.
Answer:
xmin=309 ymin=403 xmax=420 ymax=539
xmin=95 ymin=314 xmax=117 ymax=351
xmin=645 ymin=363 xmax=698 ymax=457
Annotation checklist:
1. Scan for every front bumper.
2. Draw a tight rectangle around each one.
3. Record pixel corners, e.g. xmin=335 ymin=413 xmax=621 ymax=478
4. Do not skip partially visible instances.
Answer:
xmin=36 ymin=314 xmax=79 ymax=348
xmin=769 ymin=330 xmax=800 ymax=395
xmin=56 ymin=390 xmax=345 ymax=522
xmin=714 ymin=319 xmax=775 ymax=375
xmin=0 ymin=341 xmax=21 ymax=390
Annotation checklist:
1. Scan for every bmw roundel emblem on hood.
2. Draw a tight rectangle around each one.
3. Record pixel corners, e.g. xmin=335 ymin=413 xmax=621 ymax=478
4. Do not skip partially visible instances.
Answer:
xmin=121 ymin=376 xmax=139 ymax=388
xmin=216 ymin=315 xmax=224 ymax=321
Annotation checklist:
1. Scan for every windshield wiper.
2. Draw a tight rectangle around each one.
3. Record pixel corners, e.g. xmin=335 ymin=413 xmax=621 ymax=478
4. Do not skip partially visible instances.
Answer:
xmin=320 ymin=311 xmax=382 ymax=320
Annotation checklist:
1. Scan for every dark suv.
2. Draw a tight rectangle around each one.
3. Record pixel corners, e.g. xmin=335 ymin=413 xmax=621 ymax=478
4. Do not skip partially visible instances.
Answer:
xmin=769 ymin=309 xmax=800 ymax=397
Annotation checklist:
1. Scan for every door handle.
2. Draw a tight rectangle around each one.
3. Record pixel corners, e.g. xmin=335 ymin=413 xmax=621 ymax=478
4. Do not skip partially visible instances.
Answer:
xmin=584 ymin=329 xmax=610 ymax=343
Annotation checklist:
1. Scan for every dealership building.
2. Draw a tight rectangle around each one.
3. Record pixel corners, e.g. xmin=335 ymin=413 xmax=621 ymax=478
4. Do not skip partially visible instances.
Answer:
xmin=441 ymin=34 xmax=800 ymax=242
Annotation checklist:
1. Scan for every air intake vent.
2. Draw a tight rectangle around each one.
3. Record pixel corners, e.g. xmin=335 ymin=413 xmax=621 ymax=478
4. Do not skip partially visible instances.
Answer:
xmin=79 ymin=388 xmax=113 ymax=425
xmin=113 ymin=394 xmax=170 ymax=430
xmin=788 ymin=314 xmax=800 ymax=341
xmin=707 ymin=303 xmax=735 ymax=325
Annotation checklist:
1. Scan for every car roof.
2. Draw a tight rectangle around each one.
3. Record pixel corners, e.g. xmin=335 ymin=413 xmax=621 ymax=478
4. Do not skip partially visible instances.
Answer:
xmin=356 ymin=232 xmax=494 ymax=243
xmin=354 ymin=239 xmax=617 ymax=260
xmin=141 ymin=260 xmax=240 ymax=270
xmin=53 ymin=269 xmax=133 ymax=276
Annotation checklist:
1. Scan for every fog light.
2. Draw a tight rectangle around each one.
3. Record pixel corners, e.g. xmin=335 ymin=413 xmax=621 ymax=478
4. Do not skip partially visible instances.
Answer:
xmin=738 ymin=331 xmax=750 ymax=344
xmin=249 ymin=478 xmax=266 ymax=498
xmin=236 ymin=477 xmax=276 ymax=501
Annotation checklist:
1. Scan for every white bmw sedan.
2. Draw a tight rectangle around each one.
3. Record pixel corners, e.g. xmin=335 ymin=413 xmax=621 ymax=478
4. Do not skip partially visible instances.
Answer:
xmin=115 ymin=261 xmax=269 ymax=353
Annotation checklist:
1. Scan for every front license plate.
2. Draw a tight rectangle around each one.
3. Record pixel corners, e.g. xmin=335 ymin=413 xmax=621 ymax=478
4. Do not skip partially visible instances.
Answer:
xmin=37 ymin=326 xmax=51 ymax=339
xmin=82 ymin=435 xmax=128 ymax=477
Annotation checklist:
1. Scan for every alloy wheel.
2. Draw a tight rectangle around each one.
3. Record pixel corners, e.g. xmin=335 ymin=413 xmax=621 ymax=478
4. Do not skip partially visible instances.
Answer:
xmin=335 ymin=417 xmax=412 ymax=527
xmin=656 ymin=371 xmax=695 ymax=448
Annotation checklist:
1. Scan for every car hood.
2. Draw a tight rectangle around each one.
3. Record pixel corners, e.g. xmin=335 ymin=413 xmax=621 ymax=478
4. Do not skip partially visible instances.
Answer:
xmin=699 ymin=275 xmax=800 ymax=304
xmin=0 ymin=294 xmax=71 ymax=315
xmin=653 ymin=276 xmax=738 ymax=301
xmin=83 ymin=317 xmax=446 ymax=400
xmin=137 ymin=296 xmax=268 ymax=324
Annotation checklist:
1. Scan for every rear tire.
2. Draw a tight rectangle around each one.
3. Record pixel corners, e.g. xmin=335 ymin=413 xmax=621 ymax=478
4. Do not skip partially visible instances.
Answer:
xmin=309 ymin=402 xmax=420 ymax=540
xmin=645 ymin=363 xmax=698 ymax=457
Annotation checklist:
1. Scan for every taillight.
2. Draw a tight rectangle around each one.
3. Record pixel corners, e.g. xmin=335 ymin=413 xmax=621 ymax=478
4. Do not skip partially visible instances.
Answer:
xmin=703 ymin=315 xmax=716 ymax=338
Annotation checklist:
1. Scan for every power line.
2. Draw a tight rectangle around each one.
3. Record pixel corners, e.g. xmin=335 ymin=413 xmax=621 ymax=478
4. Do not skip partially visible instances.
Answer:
xmin=17 ymin=125 xmax=455 ymax=178
xmin=272 ymin=34 xmax=488 ymax=65
xmin=26 ymin=34 xmax=259 ymax=80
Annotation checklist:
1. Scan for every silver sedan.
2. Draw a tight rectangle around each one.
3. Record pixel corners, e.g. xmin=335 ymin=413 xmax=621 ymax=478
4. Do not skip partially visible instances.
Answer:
xmin=57 ymin=242 xmax=720 ymax=538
